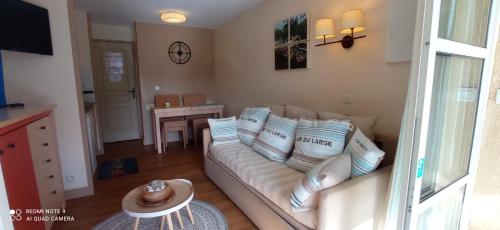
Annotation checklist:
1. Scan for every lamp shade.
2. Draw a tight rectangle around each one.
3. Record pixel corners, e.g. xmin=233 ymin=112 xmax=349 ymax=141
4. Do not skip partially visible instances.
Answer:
xmin=160 ymin=12 xmax=187 ymax=24
xmin=340 ymin=9 xmax=365 ymax=34
xmin=315 ymin=18 xmax=336 ymax=39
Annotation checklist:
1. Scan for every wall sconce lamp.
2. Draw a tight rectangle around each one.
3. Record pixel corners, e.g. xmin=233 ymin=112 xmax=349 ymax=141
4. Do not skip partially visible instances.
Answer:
xmin=315 ymin=9 xmax=367 ymax=49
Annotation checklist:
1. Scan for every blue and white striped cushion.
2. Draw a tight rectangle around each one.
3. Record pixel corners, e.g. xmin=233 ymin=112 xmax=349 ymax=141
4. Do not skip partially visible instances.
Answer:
xmin=285 ymin=119 xmax=352 ymax=172
xmin=237 ymin=107 xmax=271 ymax=146
xmin=208 ymin=117 xmax=240 ymax=146
xmin=344 ymin=128 xmax=385 ymax=177
xmin=290 ymin=154 xmax=351 ymax=210
xmin=252 ymin=115 xmax=298 ymax=162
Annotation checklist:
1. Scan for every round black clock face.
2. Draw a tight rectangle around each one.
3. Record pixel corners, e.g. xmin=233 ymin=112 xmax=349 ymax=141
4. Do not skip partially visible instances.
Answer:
xmin=168 ymin=41 xmax=191 ymax=64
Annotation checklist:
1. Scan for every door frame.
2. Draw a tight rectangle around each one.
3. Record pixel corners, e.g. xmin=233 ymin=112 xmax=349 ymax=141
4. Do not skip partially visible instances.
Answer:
xmin=90 ymin=39 xmax=144 ymax=142
xmin=385 ymin=0 xmax=500 ymax=229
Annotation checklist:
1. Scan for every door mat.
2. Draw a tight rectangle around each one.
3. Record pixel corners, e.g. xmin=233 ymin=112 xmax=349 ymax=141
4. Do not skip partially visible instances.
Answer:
xmin=97 ymin=157 xmax=138 ymax=180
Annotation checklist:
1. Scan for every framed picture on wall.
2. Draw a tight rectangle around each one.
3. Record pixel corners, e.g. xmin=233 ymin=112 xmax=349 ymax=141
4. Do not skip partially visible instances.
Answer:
xmin=290 ymin=13 xmax=308 ymax=42
xmin=275 ymin=46 xmax=289 ymax=70
xmin=274 ymin=12 xmax=309 ymax=71
xmin=290 ymin=42 xmax=307 ymax=69
xmin=274 ymin=19 xmax=289 ymax=46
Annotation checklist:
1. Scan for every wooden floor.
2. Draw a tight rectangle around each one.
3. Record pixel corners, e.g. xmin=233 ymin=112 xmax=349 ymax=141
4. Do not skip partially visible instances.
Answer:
xmin=53 ymin=140 xmax=256 ymax=230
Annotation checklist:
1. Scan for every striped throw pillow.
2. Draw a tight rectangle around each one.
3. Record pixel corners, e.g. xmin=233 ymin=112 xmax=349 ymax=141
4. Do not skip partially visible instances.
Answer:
xmin=252 ymin=115 xmax=298 ymax=162
xmin=237 ymin=107 xmax=271 ymax=146
xmin=291 ymin=154 xmax=351 ymax=210
xmin=285 ymin=119 xmax=352 ymax=172
xmin=344 ymin=128 xmax=385 ymax=177
xmin=208 ymin=117 xmax=240 ymax=146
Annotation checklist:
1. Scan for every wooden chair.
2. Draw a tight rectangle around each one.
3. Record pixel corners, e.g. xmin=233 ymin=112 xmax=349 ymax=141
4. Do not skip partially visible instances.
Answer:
xmin=154 ymin=95 xmax=188 ymax=150
xmin=162 ymin=120 xmax=188 ymax=150
xmin=183 ymin=94 xmax=212 ymax=148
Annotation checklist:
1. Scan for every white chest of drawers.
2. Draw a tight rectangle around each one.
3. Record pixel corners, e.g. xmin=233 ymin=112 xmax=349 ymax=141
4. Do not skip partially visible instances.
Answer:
xmin=27 ymin=114 xmax=65 ymax=230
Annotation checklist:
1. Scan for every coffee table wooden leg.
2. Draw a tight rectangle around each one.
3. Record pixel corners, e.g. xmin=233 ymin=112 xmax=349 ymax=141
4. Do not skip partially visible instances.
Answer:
xmin=133 ymin=218 xmax=140 ymax=230
xmin=186 ymin=204 xmax=195 ymax=224
xmin=166 ymin=213 xmax=173 ymax=230
xmin=175 ymin=210 xmax=184 ymax=229
xmin=160 ymin=215 xmax=165 ymax=230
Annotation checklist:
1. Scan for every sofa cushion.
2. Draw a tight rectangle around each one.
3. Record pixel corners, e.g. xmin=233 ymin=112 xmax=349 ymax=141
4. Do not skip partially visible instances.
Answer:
xmin=285 ymin=105 xmax=318 ymax=119
xmin=285 ymin=119 xmax=352 ymax=172
xmin=318 ymin=111 xmax=377 ymax=141
xmin=237 ymin=107 xmax=271 ymax=146
xmin=252 ymin=115 xmax=298 ymax=162
xmin=344 ymin=129 xmax=385 ymax=177
xmin=209 ymin=142 xmax=317 ymax=228
xmin=291 ymin=154 xmax=351 ymax=210
xmin=261 ymin=102 xmax=286 ymax=117
xmin=208 ymin=116 xmax=239 ymax=146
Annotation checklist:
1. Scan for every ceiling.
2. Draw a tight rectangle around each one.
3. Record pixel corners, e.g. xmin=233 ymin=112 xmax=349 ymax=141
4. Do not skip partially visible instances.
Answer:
xmin=74 ymin=0 xmax=264 ymax=28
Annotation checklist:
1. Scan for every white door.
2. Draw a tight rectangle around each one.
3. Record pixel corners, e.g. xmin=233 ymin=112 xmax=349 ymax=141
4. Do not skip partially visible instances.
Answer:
xmin=93 ymin=41 xmax=140 ymax=142
xmin=385 ymin=0 xmax=500 ymax=229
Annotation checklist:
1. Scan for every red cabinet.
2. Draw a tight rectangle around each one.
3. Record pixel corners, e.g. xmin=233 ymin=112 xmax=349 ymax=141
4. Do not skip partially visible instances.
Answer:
xmin=0 ymin=127 xmax=44 ymax=230
xmin=0 ymin=107 xmax=64 ymax=230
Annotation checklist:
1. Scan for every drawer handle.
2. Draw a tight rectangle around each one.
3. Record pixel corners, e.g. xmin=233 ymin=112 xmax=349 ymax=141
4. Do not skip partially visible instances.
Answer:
xmin=7 ymin=143 xmax=15 ymax=149
xmin=40 ymin=126 xmax=46 ymax=130
xmin=42 ymin=143 xmax=49 ymax=146
xmin=49 ymin=175 xmax=54 ymax=179
xmin=45 ymin=159 xmax=51 ymax=163
xmin=51 ymin=190 xmax=57 ymax=194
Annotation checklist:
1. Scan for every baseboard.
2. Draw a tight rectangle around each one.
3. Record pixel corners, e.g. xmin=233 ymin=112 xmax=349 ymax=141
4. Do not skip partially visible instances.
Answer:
xmin=64 ymin=185 xmax=94 ymax=200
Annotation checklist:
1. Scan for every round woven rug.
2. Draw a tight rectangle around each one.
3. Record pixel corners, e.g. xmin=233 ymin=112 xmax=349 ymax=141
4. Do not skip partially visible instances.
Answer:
xmin=93 ymin=200 xmax=228 ymax=230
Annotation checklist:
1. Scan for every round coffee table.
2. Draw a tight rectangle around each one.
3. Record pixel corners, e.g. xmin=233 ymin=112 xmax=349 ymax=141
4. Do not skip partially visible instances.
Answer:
xmin=122 ymin=179 xmax=195 ymax=230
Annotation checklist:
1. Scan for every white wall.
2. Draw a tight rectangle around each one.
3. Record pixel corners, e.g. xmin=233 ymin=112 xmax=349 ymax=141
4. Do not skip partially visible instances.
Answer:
xmin=75 ymin=10 xmax=95 ymax=102
xmin=214 ymin=0 xmax=412 ymax=141
xmin=470 ymin=30 xmax=500 ymax=230
xmin=91 ymin=23 xmax=136 ymax=41
xmin=1 ymin=0 xmax=90 ymax=191
xmin=135 ymin=22 xmax=215 ymax=145
xmin=385 ymin=0 xmax=417 ymax=62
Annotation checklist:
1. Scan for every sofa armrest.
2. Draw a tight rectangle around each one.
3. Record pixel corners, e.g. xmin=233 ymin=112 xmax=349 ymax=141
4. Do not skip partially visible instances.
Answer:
xmin=203 ymin=128 xmax=212 ymax=157
xmin=318 ymin=166 xmax=392 ymax=230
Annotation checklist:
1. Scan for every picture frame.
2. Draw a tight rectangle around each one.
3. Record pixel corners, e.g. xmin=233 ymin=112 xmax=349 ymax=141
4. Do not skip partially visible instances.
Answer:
xmin=274 ymin=12 xmax=310 ymax=71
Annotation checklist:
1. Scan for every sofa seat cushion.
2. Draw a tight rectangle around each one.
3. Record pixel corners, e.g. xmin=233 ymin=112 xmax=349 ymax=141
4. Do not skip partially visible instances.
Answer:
xmin=209 ymin=142 xmax=317 ymax=229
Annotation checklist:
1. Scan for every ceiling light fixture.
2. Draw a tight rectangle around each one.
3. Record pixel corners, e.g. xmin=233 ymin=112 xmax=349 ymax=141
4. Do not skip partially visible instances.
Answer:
xmin=160 ymin=12 xmax=186 ymax=24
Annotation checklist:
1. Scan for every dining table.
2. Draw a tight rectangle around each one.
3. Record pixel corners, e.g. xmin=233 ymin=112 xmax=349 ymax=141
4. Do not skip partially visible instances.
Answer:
xmin=152 ymin=104 xmax=224 ymax=153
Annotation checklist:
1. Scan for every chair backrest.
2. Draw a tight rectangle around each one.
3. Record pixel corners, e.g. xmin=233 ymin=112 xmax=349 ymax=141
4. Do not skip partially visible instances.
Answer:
xmin=183 ymin=93 xmax=206 ymax=106
xmin=155 ymin=95 xmax=181 ymax=107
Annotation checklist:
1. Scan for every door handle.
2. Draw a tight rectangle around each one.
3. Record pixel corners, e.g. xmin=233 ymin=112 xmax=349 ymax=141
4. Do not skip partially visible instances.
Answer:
xmin=128 ymin=88 xmax=136 ymax=99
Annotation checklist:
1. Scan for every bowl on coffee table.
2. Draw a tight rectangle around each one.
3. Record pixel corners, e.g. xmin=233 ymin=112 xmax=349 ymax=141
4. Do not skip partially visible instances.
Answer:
xmin=141 ymin=180 xmax=172 ymax=203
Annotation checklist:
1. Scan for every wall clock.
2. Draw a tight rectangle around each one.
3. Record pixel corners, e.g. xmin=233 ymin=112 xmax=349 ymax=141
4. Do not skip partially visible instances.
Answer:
xmin=168 ymin=41 xmax=191 ymax=64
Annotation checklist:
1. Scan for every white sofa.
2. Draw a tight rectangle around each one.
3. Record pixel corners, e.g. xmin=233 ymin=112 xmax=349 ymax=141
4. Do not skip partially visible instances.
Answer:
xmin=203 ymin=128 xmax=393 ymax=230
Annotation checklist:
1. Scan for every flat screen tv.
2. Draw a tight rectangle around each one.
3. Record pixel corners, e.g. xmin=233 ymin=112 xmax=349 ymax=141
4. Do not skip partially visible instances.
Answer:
xmin=0 ymin=0 xmax=53 ymax=55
